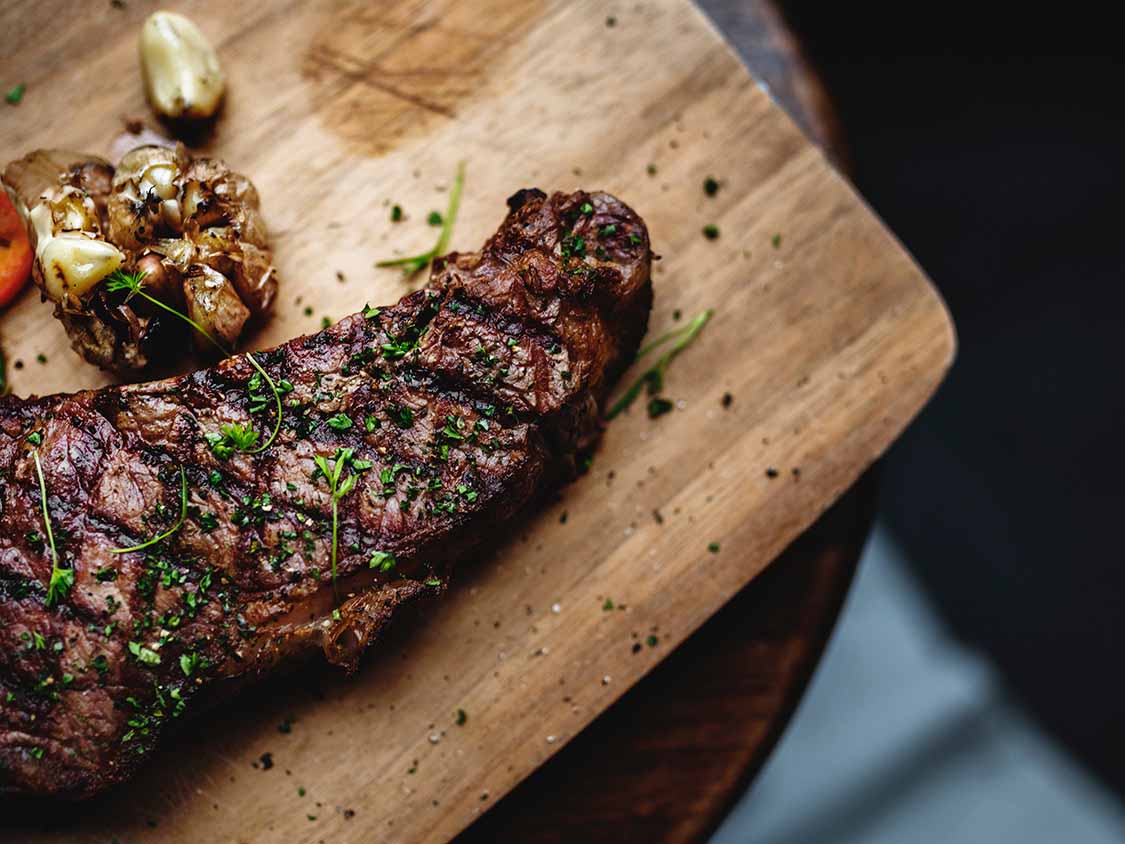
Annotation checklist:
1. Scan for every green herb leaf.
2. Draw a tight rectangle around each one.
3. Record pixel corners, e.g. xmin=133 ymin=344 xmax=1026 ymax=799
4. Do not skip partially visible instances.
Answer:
xmin=606 ymin=310 xmax=712 ymax=420
xmin=5 ymin=83 xmax=26 ymax=105
xmin=31 ymin=451 xmax=70 ymax=608
xmin=326 ymin=413 xmax=353 ymax=431
xmin=369 ymin=551 xmax=396 ymax=572
xmin=180 ymin=651 xmax=202 ymax=677
xmin=376 ymin=161 xmax=465 ymax=274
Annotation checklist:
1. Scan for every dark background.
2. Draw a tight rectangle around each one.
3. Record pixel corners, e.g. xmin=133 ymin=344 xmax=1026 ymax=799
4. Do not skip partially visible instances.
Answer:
xmin=767 ymin=1 xmax=1125 ymax=800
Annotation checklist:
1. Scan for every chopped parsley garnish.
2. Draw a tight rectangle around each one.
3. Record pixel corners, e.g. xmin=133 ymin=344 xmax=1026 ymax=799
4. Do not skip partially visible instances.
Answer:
xmin=180 ymin=651 xmax=202 ymax=677
xmin=364 ymin=414 xmax=379 ymax=433
xmin=362 ymin=304 xmax=382 ymax=319
xmin=708 ymin=542 xmax=721 ymax=553
xmin=111 ymin=466 xmax=187 ymax=554
xmin=376 ymin=161 xmax=466 ymax=274
xmin=128 ymin=641 xmax=161 ymax=666
xmin=314 ymin=449 xmax=359 ymax=592
xmin=27 ymin=430 xmax=42 ymax=446
xmin=31 ymin=450 xmax=71 ymax=608
xmin=647 ymin=397 xmax=674 ymax=418
xmin=390 ymin=204 xmax=403 ymax=222
xmin=606 ymin=310 xmax=712 ymax=420
xmin=369 ymin=551 xmax=396 ymax=572
xmin=5 ymin=83 xmax=25 ymax=105
xmin=561 ymin=234 xmax=586 ymax=258
xmin=326 ymin=413 xmax=353 ymax=431
xmin=703 ymin=176 xmax=720 ymax=196
xmin=702 ymin=224 xmax=720 ymax=240
xmin=772 ymin=233 xmax=782 ymax=249
xmin=427 ymin=210 xmax=443 ymax=226
xmin=455 ymin=708 xmax=467 ymax=726
xmin=602 ymin=597 xmax=615 ymax=611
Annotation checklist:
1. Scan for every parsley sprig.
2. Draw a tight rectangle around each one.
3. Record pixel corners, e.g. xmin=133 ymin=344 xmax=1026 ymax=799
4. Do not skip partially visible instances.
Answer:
xmin=110 ymin=466 xmax=187 ymax=554
xmin=104 ymin=269 xmax=283 ymax=454
xmin=314 ymin=448 xmax=359 ymax=593
xmin=376 ymin=161 xmax=465 ymax=275
xmin=606 ymin=309 xmax=713 ymax=420
xmin=32 ymin=450 xmax=72 ymax=608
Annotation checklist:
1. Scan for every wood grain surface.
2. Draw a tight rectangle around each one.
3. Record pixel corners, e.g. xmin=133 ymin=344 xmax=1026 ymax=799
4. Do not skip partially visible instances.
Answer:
xmin=458 ymin=4 xmax=870 ymax=838
xmin=0 ymin=1 xmax=954 ymax=842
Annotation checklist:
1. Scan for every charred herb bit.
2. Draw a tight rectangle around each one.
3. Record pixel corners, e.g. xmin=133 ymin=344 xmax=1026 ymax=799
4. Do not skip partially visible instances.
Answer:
xmin=5 ymin=83 xmax=25 ymax=105
xmin=314 ymin=448 xmax=359 ymax=592
xmin=377 ymin=161 xmax=466 ymax=274
xmin=31 ymin=451 xmax=72 ymax=608
xmin=111 ymin=466 xmax=187 ymax=554
xmin=647 ymin=397 xmax=674 ymax=418
xmin=389 ymin=405 xmax=415 ymax=429
xmin=455 ymin=708 xmax=467 ymax=726
xmin=606 ymin=309 xmax=712 ymax=420
xmin=703 ymin=176 xmax=720 ymax=196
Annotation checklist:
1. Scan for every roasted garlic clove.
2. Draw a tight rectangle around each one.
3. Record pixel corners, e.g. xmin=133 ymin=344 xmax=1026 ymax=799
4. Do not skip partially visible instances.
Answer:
xmin=183 ymin=263 xmax=248 ymax=351
xmin=139 ymin=11 xmax=225 ymax=121
xmin=27 ymin=189 xmax=124 ymax=307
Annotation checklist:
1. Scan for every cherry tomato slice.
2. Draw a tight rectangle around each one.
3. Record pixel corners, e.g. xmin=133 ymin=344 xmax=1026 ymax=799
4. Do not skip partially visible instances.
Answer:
xmin=0 ymin=189 xmax=33 ymax=308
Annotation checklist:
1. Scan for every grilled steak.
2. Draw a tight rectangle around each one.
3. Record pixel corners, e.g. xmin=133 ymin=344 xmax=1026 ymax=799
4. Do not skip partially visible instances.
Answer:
xmin=0 ymin=189 xmax=652 ymax=799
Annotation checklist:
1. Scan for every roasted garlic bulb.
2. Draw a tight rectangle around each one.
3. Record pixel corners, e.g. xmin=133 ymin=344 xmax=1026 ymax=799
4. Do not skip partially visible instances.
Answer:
xmin=2 ymin=145 xmax=277 ymax=374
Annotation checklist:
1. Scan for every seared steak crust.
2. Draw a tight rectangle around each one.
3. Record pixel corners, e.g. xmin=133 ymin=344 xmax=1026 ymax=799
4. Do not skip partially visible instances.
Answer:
xmin=0 ymin=190 xmax=651 ymax=798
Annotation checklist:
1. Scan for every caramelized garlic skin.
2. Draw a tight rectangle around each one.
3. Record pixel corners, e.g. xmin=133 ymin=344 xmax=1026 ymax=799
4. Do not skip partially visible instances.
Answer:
xmin=2 ymin=146 xmax=277 ymax=375
xmin=139 ymin=11 xmax=225 ymax=120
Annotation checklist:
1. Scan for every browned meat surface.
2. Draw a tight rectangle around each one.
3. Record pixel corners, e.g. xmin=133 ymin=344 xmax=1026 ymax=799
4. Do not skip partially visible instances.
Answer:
xmin=0 ymin=188 xmax=652 ymax=799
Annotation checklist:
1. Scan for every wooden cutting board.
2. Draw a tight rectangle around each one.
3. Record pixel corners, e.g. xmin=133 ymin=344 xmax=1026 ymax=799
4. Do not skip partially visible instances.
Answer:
xmin=0 ymin=1 xmax=954 ymax=841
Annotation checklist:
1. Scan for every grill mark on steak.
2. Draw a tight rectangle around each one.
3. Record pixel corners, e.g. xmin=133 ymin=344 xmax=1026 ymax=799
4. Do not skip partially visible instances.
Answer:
xmin=0 ymin=189 xmax=652 ymax=799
